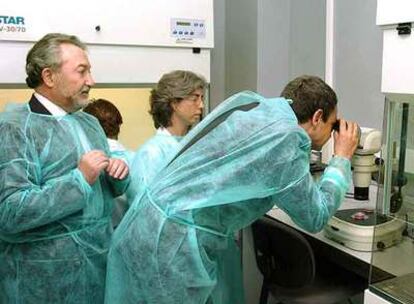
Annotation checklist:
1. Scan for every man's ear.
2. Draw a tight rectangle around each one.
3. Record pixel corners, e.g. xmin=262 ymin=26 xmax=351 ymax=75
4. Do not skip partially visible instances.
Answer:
xmin=311 ymin=109 xmax=324 ymax=127
xmin=41 ymin=68 xmax=55 ymax=88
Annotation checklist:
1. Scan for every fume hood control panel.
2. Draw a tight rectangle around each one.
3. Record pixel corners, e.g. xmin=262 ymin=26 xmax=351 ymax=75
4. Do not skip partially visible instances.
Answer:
xmin=170 ymin=18 xmax=206 ymax=40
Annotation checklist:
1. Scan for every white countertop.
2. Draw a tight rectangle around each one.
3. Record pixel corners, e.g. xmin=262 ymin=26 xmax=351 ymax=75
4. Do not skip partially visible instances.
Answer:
xmin=266 ymin=184 xmax=414 ymax=276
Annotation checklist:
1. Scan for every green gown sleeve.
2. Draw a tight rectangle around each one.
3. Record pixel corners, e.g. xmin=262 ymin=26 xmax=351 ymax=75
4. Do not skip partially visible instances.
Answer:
xmin=0 ymin=122 xmax=93 ymax=235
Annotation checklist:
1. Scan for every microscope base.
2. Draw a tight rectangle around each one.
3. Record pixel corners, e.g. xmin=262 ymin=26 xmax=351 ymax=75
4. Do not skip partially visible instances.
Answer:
xmin=324 ymin=208 xmax=405 ymax=252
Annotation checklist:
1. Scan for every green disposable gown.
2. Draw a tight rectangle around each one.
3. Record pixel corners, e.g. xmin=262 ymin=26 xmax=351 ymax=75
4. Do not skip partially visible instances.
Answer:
xmin=126 ymin=129 xmax=182 ymax=204
xmin=105 ymin=91 xmax=351 ymax=304
xmin=0 ymin=102 xmax=129 ymax=303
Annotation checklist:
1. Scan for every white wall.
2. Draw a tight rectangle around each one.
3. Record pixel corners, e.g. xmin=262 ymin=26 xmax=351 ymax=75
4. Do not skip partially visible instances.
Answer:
xmin=225 ymin=0 xmax=258 ymax=96
xmin=223 ymin=0 xmax=326 ymax=98
xmin=333 ymin=0 xmax=384 ymax=130
xmin=210 ymin=0 xmax=226 ymax=108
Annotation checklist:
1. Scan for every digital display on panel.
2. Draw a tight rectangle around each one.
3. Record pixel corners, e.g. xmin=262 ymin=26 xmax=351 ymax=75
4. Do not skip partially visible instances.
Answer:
xmin=177 ymin=21 xmax=191 ymax=26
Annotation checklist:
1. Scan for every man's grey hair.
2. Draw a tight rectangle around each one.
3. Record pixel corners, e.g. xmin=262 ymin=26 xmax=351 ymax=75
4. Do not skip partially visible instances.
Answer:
xmin=25 ymin=33 xmax=87 ymax=88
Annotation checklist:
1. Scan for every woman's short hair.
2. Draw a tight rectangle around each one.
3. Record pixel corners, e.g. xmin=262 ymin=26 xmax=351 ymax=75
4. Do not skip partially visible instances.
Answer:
xmin=149 ymin=70 xmax=206 ymax=129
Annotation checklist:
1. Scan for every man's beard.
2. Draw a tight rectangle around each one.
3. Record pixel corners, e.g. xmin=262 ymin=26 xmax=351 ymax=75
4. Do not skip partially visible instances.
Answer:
xmin=74 ymin=96 xmax=90 ymax=110
xmin=72 ymin=87 xmax=91 ymax=111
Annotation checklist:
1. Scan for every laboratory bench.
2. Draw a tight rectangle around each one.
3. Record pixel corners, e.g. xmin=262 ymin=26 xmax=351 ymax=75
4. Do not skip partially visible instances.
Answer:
xmin=264 ymin=186 xmax=414 ymax=304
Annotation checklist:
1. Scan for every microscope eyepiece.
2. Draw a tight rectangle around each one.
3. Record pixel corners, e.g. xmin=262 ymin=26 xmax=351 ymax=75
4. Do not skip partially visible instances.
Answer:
xmin=332 ymin=119 xmax=361 ymax=145
xmin=332 ymin=120 xmax=340 ymax=132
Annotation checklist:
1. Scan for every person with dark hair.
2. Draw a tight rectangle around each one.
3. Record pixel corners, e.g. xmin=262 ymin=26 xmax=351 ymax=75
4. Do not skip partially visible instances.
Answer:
xmin=84 ymin=98 xmax=134 ymax=227
xmin=105 ymin=75 xmax=359 ymax=303
xmin=83 ymin=98 xmax=132 ymax=158
xmin=0 ymin=33 xmax=129 ymax=303
xmin=128 ymin=70 xmax=206 ymax=200
xmin=281 ymin=75 xmax=339 ymax=150
xmin=84 ymin=98 xmax=123 ymax=138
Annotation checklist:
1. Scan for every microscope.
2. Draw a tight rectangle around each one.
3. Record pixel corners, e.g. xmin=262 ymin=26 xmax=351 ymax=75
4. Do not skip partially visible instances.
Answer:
xmin=324 ymin=126 xmax=404 ymax=251
xmin=331 ymin=121 xmax=381 ymax=200
xmin=351 ymin=128 xmax=382 ymax=200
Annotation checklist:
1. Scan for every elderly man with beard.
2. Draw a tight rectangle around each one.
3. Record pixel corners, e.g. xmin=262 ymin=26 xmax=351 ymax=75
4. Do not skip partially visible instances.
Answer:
xmin=0 ymin=33 xmax=129 ymax=303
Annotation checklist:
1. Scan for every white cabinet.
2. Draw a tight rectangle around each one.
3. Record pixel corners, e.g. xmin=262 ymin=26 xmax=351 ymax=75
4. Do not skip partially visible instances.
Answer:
xmin=0 ymin=0 xmax=213 ymax=84
xmin=1 ymin=0 xmax=213 ymax=48
xmin=377 ymin=0 xmax=414 ymax=26
xmin=377 ymin=0 xmax=414 ymax=95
